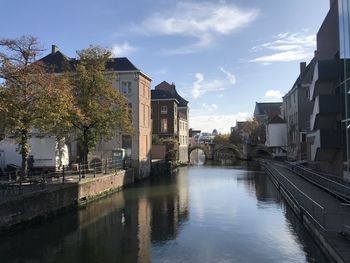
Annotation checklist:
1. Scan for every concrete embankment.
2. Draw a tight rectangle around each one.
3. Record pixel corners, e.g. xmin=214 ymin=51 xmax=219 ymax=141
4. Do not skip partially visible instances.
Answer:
xmin=0 ymin=169 xmax=134 ymax=232
xmin=262 ymin=161 xmax=350 ymax=263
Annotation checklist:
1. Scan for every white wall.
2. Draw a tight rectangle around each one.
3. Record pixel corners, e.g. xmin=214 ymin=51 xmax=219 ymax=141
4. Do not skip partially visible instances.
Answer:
xmin=0 ymin=136 xmax=68 ymax=170
xmin=266 ymin=123 xmax=287 ymax=147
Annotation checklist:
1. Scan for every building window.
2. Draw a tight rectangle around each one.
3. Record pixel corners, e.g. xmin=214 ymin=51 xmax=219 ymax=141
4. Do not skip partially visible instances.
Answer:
xmin=142 ymin=104 xmax=146 ymax=127
xmin=161 ymin=106 xmax=167 ymax=114
xmin=161 ymin=118 xmax=168 ymax=133
xmin=146 ymin=105 xmax=149 ymax=128
xmin=122 ymin=135 xmax=132 ymax=158
xmin=121 ymin=81 xmax=132 ymax=94
xmin=142 ymin=84 xmax=145 ymax=97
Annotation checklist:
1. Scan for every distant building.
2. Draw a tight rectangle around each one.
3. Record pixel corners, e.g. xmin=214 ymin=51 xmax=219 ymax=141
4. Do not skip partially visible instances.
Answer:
xmin=254 ymin=102 xmax=282 ymax=125
xmin=282 ymin=60 xmax=316 ymax=160
xmin=189 ymin=129 xmax=201 ymax=145
xmin=253 ymin=102 xmax=282 ymax=144
xmin=151 ymin=81 xmax=189 ymax=163
xmin=265 ymin=115 xmax=287 ymax=158
xmin=40 ymin=46 xmax=152 ymax=179
xmin=212 ymin=129 xmax=218 ymax=136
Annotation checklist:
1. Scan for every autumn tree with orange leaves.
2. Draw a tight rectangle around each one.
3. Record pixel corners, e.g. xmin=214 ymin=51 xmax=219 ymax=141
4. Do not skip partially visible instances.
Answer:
xmin=0 ymin=36 xmax=73 ymax=179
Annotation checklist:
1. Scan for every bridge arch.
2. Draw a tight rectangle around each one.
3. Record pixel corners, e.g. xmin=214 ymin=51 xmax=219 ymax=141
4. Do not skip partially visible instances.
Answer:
xmin=188 ymin=144 xmax=210 ymax=163
xmin=212 ymin=144 xmax=245 ymax=160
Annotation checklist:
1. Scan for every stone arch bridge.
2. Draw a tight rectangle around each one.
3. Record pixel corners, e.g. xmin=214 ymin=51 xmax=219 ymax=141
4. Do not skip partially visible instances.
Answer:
xmin=188 ymin=143 xmax=272 ymax=162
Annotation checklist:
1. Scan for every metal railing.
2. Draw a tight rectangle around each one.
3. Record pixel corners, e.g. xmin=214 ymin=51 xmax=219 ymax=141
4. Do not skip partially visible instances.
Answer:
xmin=286 ymin=162 xmax=350 ymax=202
xmin=0 ymin=158 xmax=124 ymax=198
xmin=264 ymin=162 xmax=326 ymax=231
xmin=264 ymin=161 xmax=350 ymax=233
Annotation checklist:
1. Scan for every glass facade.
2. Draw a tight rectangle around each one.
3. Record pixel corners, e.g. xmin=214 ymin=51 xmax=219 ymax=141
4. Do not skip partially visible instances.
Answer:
xmin=339 ymin=0 xmax=350 ymax=177
xmin=339 ymin=0 xmax=350 ymax=59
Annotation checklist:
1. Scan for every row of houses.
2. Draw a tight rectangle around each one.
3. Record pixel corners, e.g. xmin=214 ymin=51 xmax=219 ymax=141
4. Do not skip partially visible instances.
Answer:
xmin=232 ymin=0 xmax=350 ymax=179
xmin=0 ymin=46 xmax=189 ymax=179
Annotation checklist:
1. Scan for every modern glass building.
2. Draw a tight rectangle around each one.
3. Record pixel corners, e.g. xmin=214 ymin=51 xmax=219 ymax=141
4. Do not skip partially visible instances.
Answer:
xmin=338 ymin=0 xmax=350 ymax=179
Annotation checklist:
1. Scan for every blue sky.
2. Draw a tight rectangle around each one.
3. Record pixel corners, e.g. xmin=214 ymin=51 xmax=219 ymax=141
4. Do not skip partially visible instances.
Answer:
xmin=1 ymin=0 xmax=329 ymax=133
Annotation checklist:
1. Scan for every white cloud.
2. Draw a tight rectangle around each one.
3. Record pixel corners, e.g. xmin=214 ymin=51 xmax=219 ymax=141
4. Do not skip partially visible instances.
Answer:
xmin=202 ymin=103 xmax=218 ymax=112
xmin=265 ymin=89 xmax=283 ymax=101
xmin=135 ymin=2 xmax=258 ymax=54
xmin=190 ymin=112 xmax=251 ymax=133
xmin=251 ymin=50 xmax=311 ymax=63
xmin=219 ymin=67 xmax=236 ymax=85
xmin=111 ymin=42 xmax=137 ymax=56
xmin=190 ymin=73 xmax=226 ymax=99
xmin=251 ymin=32 xmax=316 ymax=63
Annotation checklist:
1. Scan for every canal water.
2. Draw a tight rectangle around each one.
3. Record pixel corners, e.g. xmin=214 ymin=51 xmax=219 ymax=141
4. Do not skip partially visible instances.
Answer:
xmin=0 ymin=164 xmax=328 ymax=262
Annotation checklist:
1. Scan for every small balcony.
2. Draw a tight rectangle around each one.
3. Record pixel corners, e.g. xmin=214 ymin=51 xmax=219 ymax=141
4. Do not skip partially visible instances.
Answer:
xmin=310 ymin=94 xmax=340 ymax=130
xmin=309 ymin=60 xmax=341 ymax=100
xmin=307 ymin=129 xmax=341 ymax=161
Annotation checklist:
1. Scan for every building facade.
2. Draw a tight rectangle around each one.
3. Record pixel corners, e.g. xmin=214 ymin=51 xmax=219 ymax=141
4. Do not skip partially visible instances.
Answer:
xmin=151 ymin=81 xmax=189 ymax=163
xmin=306 ymin=0 xmax=343 ymax=175
xmin=338 ymin=0 xmax=350 ymax=179
xmin=40 ymin=46 xmax=152 ymax=179
xmin=253 ymin=102 xmax=282 ymax=125
xmin=283 ymin=61 xmax=315 ymax=160
xmin=253 ymin=102 xmax=282 ymax=144
xmin=265 ymin=115 xmax=287 ymax=158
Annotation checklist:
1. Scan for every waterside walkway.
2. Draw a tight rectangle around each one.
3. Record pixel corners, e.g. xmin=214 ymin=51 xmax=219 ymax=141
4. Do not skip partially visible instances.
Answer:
xmin=263 ymin=161 xmax=350 ymax=263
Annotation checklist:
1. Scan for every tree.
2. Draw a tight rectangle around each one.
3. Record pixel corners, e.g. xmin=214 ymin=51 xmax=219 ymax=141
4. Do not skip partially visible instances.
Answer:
xmin=229 ymin=130 xmax=242 ymax=144
xmin=242 ymin=118 xmax=265 ymax=145
xmin=0 ymin=36 xmax=73 ymax=179
xmin=69 ymin=46 xmax=133 ymax=165
xmin=213 ymin=134 xmax=230 ymax=144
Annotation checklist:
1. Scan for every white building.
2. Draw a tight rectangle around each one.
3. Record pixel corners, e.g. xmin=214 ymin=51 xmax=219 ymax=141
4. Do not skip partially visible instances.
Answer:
xmin=265 ymin=116 xmax=287 ymax=158
xmin=0 ymin=135 xmax=69 ymax=172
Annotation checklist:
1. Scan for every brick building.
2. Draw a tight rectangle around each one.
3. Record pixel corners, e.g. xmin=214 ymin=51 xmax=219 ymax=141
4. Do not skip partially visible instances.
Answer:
xmin=151 ymin=81 xmax=189 ymax=163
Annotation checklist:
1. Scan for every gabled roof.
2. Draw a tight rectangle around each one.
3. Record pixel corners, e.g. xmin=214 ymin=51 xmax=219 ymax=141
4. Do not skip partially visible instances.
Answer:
xmin=105 ymin=57 xmax=139 ymax=71
xmin=151 ymin=89 xmax=178 ymax=102
xmin=283 ymin=58 xmax=316 ymax=98
xmin=39 ymin=50 xmax=76 ymax=73
xmin=39 ymin=48 xmax=142 ymax=74
xmin=268 ymin=115 xmax=286 ymax=124
xmin=154 ymin=81 xmax=188 ymax=107
xmin=254 ymin=102 xmax=282 ymax=116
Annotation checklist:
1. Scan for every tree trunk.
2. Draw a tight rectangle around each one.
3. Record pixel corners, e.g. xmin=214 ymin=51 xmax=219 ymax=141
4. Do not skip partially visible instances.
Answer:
xmin=20 ymin=129 xmax=29 ymax=180
xmin=56 ymin=137 xmax=65 ymax=170
xmin=82 ymin=129 xmax=89 ymax=167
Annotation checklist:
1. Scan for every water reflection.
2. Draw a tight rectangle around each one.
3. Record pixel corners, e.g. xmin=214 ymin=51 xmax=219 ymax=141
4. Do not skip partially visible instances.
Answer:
xmin=0 ymin=165 xmax=327 ymax=263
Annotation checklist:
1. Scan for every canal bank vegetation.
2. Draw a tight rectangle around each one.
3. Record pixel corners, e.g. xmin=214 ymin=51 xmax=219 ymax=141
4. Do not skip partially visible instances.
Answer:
xmin=152 ymin=135 xmax=180 ymax=161
xmin=152 ymin=135 xmax=188 ymax=171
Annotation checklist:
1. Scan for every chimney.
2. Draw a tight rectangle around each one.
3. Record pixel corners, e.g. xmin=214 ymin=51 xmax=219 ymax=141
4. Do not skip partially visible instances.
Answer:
xmin=300 ymin=62 xmax=306 ymax=74
xmin=51 ymin=45 xmax=59 ymax=54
